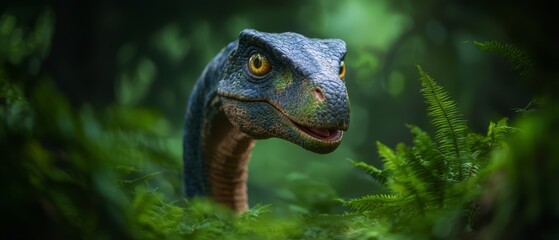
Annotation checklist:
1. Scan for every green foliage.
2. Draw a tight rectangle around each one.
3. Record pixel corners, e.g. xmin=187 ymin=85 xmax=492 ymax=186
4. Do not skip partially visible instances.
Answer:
xmin=473 ymin=41 xmax=532 ymax=73
xmin=338 ymin=194 xmax=404 ymax=216
xmin=350 ymin=159 xmax=387 ymax=185
xmin=0 ymin=8 xmax=53 ymax=67
xmin=1 ymin=78 xmax=305 ymax=239
xmin=418 ymin=65 xmax=469 ymax=180
xmin=339 ymin=66 xmax=515 ymax=238
xmin=2 ymin=7 xmax=555 ymax=238
xmin=1 ymin=57 xmax=523 ymax=239
xmin=477 ymin=106 xmax=559 ymax=239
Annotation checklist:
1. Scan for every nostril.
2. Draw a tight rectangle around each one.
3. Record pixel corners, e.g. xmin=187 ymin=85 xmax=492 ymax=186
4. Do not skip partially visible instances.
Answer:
xmin=312 ymin=88 xmax=325 ymax=102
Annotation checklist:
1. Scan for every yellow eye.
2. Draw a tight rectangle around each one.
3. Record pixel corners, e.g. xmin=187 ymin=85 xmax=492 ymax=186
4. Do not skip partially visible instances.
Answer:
xmin=248 ymin=52 xmax=271 ymax=77
xmin=339 ymin=60 xmax=346 ymax=79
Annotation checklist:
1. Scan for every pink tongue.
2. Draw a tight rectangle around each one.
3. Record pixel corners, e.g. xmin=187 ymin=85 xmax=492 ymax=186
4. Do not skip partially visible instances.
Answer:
xmin=308 ymin=127 xmax=331 ymax=138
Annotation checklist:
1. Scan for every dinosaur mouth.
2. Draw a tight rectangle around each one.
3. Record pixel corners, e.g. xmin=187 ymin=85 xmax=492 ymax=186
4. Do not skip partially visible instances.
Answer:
xmin=290 ymin=120 xmax=343 ymax=142
xmin=218 ymin=94 xmax=345 ymax=143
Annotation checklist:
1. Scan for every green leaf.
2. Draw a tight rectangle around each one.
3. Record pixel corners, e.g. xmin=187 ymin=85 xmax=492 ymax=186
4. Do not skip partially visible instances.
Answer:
xmin=417 ymin=65 xmax=469 ymax=180
xmin=350 ymin=159 xmax=387 ymax=186
xmin=376 ymin=141 xmax=400 ymax=173
xmin=408 ymin=125 xmax=446 ymax=176
xmin=473 ymin=40 xmax=532 ymax=73
xmin=487 ymin=118 xmax=516 ymax=143
xmin=339 ymin=194 xmax=406 ymax=215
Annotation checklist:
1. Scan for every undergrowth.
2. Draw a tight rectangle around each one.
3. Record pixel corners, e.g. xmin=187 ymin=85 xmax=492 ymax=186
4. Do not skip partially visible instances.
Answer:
xmin=2 ymin=10 xmax=558 ymax=239
xmin=338 ymin=65 xmax=514 ymax=238
xmin=0 ymin=64 xmax=515 ymax=239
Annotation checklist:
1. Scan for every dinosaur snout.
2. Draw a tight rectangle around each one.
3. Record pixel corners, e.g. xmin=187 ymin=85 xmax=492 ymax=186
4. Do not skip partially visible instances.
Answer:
xmin=312 ymin=78 xmax=350 ymax=131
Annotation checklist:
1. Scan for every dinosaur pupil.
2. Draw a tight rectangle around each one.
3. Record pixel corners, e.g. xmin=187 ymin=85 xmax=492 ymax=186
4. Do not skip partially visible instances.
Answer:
xmin=253 ymin=55 xmax=262 ymax=69
xmin=247 ymin=52 xmax=271 ymax=77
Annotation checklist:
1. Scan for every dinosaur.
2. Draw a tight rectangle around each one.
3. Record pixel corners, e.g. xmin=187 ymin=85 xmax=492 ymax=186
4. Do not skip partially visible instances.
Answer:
xmin=183 ymin=29 xmax=350 ymax=212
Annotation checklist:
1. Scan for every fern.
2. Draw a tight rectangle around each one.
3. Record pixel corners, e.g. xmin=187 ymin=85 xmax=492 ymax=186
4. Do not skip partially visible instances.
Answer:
xmin=486 ymin=118 xmax=515 ymax=144
xmin=377 ymin=142 xmax=415 ymax=196
xmin=350 ymin=159 xmax=387 ymax=186
xmin=341 ymin=65 xmax=515 ymax=237
xmin=406 ymin=146 xmax=445 ymax=206
xmin=417 ymin=65 xmax=469 ymax=180
xmin=339 ymin=194 xmax=406 ymax=216
xmin=408 ymin=125 xmax=446 ymax=192
xmin=2 ymin=18 xmax=529 ymax=239
xmin=408 ymin=125 xmax=443 ymax=171
xmin=376 ymin=141 xmax=401 ymax=175
xmin=467 ymin=118 xmax=516 ymax=167
xmin=473 ymin=40 xmax=532 ymax=73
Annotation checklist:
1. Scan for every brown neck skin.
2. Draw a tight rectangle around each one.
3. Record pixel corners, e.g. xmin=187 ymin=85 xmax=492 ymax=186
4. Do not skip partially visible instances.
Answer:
xmin=202 ymin=108 xmax=255 ymax=212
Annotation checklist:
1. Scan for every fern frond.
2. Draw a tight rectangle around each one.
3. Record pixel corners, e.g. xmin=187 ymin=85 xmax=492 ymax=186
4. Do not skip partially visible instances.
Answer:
xmin=408 ymin=125 xmax=446 ymax=174
xmin=407 ymin=154 xmax=445 ymax=206
xmin=473 ymin=40 xmax=532 ymax=73
xmin=339 ymin=194 xmax=406 ymax=215
xmin=487 ymin=118 xmax=516 ymax=143
xmin=375 ymin=141 xmax=431 ymax=208
xmin=376 ymin=141 xmax=416 ymax=196
xmin=469 ymin=118 xmax=516 ymax=165
xmin=417 ymin=65 xmax=469 ymax=180
xmin=376 ymin=141 xmax=401 ymax=173
xmin=350 ymin=159 xmax=387 ymax=186
xmin=407 ymin=125 xmax=447 ymax=205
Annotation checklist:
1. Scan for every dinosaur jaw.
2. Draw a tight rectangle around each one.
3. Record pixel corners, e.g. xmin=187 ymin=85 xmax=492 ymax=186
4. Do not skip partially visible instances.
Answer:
xmin=220 ymin=96 xmax=345 ymax=153
xmin=289 ymin=119 xmax=343 ymax=143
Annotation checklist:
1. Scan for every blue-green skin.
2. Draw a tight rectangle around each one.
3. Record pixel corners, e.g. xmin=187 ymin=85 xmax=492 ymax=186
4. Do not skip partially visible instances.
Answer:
xmin=183 ymin=29 xmax=349 ymax=201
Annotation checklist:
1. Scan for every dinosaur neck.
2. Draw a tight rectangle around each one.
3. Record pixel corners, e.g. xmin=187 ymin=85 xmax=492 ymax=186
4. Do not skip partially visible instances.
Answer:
xmin=183 ymin=40 xmax=255 ymax=211
xmin=202 ymin=104 xmax=255 ymax=212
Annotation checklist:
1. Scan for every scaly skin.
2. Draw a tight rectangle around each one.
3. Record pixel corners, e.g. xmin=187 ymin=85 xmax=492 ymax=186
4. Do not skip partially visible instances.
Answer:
xmin=183 ymin=29 xmax=350 ymax=212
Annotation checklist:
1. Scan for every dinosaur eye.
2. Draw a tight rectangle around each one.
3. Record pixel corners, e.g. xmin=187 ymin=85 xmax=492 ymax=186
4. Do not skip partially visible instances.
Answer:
xmin=339 ymin=60 xmax=346 ymax=79
xmin=248 ymin=52 xmax=271 ymax=77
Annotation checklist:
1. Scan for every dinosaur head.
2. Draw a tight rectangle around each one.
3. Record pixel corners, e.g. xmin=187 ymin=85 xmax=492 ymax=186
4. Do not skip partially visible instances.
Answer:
xmin=217 ymin=29 xmax=350 ymax=154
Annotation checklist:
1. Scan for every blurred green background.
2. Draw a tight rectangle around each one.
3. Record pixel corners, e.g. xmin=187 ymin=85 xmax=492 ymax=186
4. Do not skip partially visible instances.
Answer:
xmin=2 ymin=0 xmax=556 ymax=214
